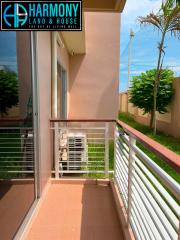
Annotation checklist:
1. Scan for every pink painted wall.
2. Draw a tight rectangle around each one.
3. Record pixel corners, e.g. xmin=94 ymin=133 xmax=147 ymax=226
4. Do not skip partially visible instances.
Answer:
xmin=36 ymin=32 xmax=52 ymax=195
xmin=35 ymin=12 xmax=121 ymax=193
xmin=69 ymin=12 xmax=120 ymax=119
xmin=57 ymin=36 xmax=70 ymax=117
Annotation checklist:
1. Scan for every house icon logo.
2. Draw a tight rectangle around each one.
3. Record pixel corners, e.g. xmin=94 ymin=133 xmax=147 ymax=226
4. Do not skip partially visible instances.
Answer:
xmin=1 ymin=1 xmax=82 ymax=31
xmin=3 ymin=3 xmax=28 ymax=28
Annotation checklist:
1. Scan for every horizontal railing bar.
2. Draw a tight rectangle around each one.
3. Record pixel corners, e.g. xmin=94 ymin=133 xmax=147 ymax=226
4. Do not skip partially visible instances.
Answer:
xmin=0 ymin=156 xmax=33 ymax=158
xmin=0 ymin=161 xmax=34 ymax=164
xmin=131 ymin=208 xmax=149 ymax=240
xmin=0 ymin=147 xmax=33 ymax=149
xmin=88 ymin=152 xmax=105 ymax=154
xmin=116 ymin=161 xmax=128 ymax=188
xmin=131 ymin=190 xmax=162 ymax=239
xmin=134 ymin=155 xmax=179 ymax=216
xmin=59 ymin=147 xmax=104 ymax=150
xmin=59 ymin=160 xmax=104 ymax=163
xmin=133 ymin=146 xmax=180 ymax=200
xmin=116 ymin=141 xmax=129 ymax=161
xmin=0 ymin=118 xmax=31 ymax=122
xmin=0 ymin=152 xmax=33 ymax=154
xmin=116 ymin=144 xmax=129 ymax=167
xmin=0 ymin=142 xmax=26 ymax=144
xmin=131 ymin=182 xmax=171 ymax=239
xmin=50 ymin=127 xmax=106 ymax=130
xmin=0 ymin=171 xmax=34 ymax=173
xmin=50 ymin=119 xmax=115 ymax=122
xmin=131 ymin=197 xmax=156 ymax=240
xmin=131 ymin=209 xmax=149 ymax=240
xmin=132 ymin=175 xmax=176 ymax=239
xmin=116 ymin=162 xmax=128 ymax=188
xmin=0 ymin=128 xmax=33 ymax=130
xmin=0 ymin=138 xmax=33 ymax=140
xmin=52 ymin=170 xmax=110 ymax=174
xmin=115 ymin=174 xmax=128 ymax=207
xmin=88 ymin=146 xmax=105 ymax=149
xmin=87 ymin=138 xmax=105 ymax=140
xmin=86 ymin=142 xmax=105 ymax=144
xmin=117 ymin=138 xmax=129 ymax=153
xmin=133 ymin=160 xmax=179 ymax=229
xmin=59 ymin=166 xmax=105 ymax=169
xmin=116 ymin=161 xmax=128 ymax=183
xmin=115 ymin=176 xmax=128 ymax=197
xmin=66 ymin=151 xmax=104 ymax=154
xmin=0 ymin=166 xmax=33 ymax=168
xmin=115 ymin=173 xmax=128 ymax=197
xmin=117 ymin=120 xmax=180 ymax=172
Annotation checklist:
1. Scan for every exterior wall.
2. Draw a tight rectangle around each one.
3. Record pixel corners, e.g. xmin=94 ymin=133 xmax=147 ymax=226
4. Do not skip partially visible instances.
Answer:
xmin=119 ymin=78 xmax=180 ymax=138
xmin=36 ymin=32 xmax=52 ymax=195
xmin=57 ymin=34 xmax=70 ymax=117
xmin=69 ymin=12 xmax=120 ymax=119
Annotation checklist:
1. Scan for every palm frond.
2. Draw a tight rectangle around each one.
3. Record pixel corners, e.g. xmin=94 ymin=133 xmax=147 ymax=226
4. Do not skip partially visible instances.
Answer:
xmin=138 ymin=13 xmax=163 ymax=32
xmin=166 ymin=5 xmax=180 ymax=37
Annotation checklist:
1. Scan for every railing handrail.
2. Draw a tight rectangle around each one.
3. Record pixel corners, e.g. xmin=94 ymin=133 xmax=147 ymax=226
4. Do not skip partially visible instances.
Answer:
xmin=50 ymin=118 xmax=180 ymax=172
xmin=50 ymin=118 xmax=116 ymax=122
xmin=117 ymin=119 xmax=180 ymax=173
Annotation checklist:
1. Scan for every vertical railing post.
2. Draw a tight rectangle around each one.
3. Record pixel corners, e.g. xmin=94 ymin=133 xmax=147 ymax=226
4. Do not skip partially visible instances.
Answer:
xmin=54 ymin=122 xmax=59 ymax=179
xmin=105 ymin=122 xmax=109 ymax=178
xmin=127 ymin=134 xmax=136 ymax=224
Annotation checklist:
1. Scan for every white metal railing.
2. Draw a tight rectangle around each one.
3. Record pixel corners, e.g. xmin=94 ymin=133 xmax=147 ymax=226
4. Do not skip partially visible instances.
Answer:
xmin=115 ymin=121 xmax=180 ymax=240
xmin=50 ymin=119 xmax=180 ymax=239
xmin=0 ymin=127 xmax=34 ymax=177
xmin=50 ymin=120 xmax=113 ymax=177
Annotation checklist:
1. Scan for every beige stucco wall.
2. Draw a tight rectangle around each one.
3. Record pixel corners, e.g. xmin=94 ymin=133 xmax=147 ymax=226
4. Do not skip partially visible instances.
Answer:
xmin=171 ymin=78 xmax=180 ymax=138
xmin=36 ymin=32 xmax=52 ymax=195
xmin=119 ymin=78 xmax=180 ymax=138
xmin=69 ymin=12 xmax=120 ymax=119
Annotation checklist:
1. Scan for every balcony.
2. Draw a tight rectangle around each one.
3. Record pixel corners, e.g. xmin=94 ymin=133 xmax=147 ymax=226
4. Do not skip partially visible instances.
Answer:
xmin=8 ymin=119 xmax=179 ymax=240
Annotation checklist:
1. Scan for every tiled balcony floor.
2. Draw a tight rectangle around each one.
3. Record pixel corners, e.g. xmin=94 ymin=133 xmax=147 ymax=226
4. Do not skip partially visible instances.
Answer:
xmin=27 ymin=181 xmax=124 ymax=240
xmin=0 ymin=180 xmax=34 ymax=240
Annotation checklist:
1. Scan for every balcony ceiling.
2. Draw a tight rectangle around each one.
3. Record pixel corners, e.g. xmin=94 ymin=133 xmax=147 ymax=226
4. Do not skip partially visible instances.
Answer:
xmin=83 ymin=0 xmax=126 ymax=12
xmin=61 ymin=13 xmax=86 ymax=55
xmin=61 ymin=0 xmax=126 ymax=55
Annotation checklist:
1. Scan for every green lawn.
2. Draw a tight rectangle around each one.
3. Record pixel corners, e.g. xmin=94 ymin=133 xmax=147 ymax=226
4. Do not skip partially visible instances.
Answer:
xmin=0 ymin=131 xmax=23 ymax=179
xmin=118 ymin=112 xmax=180 ymax=183
xmin=83 ymin=141 xmax=114 ymax=179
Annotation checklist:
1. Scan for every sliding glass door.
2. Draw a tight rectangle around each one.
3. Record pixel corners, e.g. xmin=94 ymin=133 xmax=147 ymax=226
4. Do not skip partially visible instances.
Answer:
xmin=0 ymin=32 xmax=37 ymax=240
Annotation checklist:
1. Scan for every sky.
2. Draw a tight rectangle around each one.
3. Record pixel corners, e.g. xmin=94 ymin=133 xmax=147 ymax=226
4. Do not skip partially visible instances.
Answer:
xmin=0 ymin=32 xmax=17 ymax=72
xmin=120 ymin=0 xmax=180 ymax=92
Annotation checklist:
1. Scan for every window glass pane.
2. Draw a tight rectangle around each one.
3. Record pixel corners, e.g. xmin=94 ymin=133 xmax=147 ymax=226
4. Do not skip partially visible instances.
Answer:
xmin=0 ymin=32 xmax=35 ymax=239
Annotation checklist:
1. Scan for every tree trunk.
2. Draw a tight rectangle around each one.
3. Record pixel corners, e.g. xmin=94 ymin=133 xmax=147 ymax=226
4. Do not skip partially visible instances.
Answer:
xmin=150 ymin=110 xmax=154 ymax=129
xmin=152 ymin=32 xmax=166 ymax=135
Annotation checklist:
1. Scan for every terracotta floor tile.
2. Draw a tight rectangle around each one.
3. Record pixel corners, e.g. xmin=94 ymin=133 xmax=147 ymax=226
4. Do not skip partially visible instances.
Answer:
xmin=27 ymin=183 xmax=124 ymax=240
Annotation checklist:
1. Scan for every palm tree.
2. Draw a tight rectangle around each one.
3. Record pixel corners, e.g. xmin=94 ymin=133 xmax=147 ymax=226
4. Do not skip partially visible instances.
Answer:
xmin=138 ymin=0 xmax=180 ymax=134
